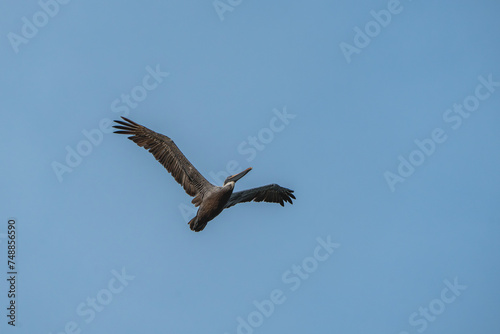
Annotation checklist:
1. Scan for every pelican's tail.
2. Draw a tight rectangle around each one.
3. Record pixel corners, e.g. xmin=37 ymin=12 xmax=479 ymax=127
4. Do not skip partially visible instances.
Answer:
xmin=188 ymin=216 xmax=207 ymax=232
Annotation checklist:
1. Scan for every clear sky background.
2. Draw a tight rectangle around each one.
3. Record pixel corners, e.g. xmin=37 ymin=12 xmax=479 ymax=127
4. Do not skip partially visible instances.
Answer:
xmin=1 ymin=1 xmax=499 ymax=333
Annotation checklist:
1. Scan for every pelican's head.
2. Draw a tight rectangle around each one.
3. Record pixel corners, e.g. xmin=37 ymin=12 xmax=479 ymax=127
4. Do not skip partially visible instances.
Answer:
xmin=223 ymin=167 xmax=252 ymax=187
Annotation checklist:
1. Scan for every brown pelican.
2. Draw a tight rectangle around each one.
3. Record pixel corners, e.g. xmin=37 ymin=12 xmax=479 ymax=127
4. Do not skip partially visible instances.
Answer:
xmin=113 ymin=117 xmax=295 ymax=232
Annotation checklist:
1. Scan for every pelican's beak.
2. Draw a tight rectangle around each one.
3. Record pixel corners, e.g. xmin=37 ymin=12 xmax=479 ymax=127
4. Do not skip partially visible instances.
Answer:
xmin=227 ymin=167 xmax=252 ymax=183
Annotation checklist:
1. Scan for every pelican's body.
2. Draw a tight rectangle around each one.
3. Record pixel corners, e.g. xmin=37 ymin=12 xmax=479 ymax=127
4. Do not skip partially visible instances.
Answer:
xmin=113 ymin=117 xmax=295 ymax=232
xmin=192 ymin=182 xmax=235 ymax=231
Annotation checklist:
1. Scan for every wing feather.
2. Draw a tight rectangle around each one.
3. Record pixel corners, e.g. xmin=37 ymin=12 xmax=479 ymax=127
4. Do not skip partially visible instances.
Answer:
xmin=225 ymin=184 xmax=295 ymax=209
xmin=113 ymin=117 xmax=214 ymax=197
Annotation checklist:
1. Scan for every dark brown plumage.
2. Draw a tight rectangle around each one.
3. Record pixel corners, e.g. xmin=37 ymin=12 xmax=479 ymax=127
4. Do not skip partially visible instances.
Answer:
xmin=225 ymin=184 xmax=295 ymax=208
xmin=113 ymin=117 xmax=295 ymax=232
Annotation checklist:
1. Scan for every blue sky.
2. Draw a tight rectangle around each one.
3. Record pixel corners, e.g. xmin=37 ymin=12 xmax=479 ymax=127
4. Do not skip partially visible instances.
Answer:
xmin=1 ymin=0 xmax=499 ymax=333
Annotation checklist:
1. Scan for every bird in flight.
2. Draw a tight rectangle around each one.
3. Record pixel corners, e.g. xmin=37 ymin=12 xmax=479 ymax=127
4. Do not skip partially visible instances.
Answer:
xmin=113 ymin=117 xmax=295 ymax=232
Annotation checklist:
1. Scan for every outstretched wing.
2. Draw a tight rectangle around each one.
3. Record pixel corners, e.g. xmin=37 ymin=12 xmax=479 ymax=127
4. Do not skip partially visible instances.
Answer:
xmin=224 ymin=184 xmax=295 ymax=209
xmin=113 ymin=117 xmax=215 ymax=197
